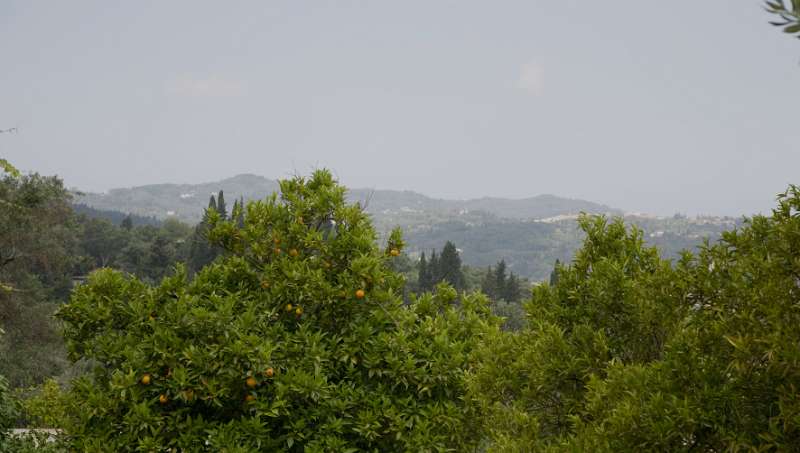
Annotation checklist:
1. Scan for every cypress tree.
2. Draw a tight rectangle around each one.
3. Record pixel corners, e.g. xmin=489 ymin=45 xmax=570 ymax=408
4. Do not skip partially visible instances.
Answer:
xmin=550 ymin=259 xmax=561 ymax=286
xmin=439 ymin=241 xmax=465 ymax=290
xmin=418 ymin=252 xmax=430 ymax=292
xmin=429 ymin=250 xmax=440 ymax=287
xmin=121 ymin=214 xmax=133 ymax=231
xmin=189 ymin=195 xmax=222 ymax=273
xmin=495 ymin=259 xmax=507 ymax=299
xmin=217 ymin=191 xmax=227 ymax=220
xmin=505 ymin=272 xmax=521 ymax=303
xmin=481 ymin=266 xmax=496 ymax=299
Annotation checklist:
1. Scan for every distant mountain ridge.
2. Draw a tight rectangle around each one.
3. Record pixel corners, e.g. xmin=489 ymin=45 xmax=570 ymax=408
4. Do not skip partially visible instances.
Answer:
xmin=74 ymin=174 xmax=735 ymax=281
xmin=76 ymin=174 xmax=621 ymax=227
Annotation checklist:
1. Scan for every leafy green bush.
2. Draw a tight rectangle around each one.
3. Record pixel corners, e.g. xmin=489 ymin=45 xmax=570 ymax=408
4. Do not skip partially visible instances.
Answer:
xmin=57 ymin=170 xmax=497 ymax=451
xmin=470 ymin=186 xmax=800 ymax=451
xmin=19 ymin=379 xmax=71 ymax=430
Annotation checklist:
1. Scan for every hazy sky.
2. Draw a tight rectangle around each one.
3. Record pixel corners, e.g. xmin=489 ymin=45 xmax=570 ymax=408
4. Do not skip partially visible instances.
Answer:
xmin=1 ymin=1 xmax=798 ymax=216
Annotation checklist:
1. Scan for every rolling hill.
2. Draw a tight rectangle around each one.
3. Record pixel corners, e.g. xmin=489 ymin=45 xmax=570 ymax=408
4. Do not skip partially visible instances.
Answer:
xmin=75 ymin=174 xmax=736 ymax=280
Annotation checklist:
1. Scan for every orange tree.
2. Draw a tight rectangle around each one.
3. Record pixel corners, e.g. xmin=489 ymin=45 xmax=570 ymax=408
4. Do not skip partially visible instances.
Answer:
xmin=57 ymin=170 xmax=498 ymax=451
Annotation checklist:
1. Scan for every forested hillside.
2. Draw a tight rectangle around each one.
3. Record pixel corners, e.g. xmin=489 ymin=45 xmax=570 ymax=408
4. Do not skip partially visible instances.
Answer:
xmin=76 ymin=174 xmax=734 ymax=280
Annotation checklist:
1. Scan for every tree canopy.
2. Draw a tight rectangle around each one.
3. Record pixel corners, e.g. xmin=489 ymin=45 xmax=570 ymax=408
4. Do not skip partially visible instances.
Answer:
xmin=56 ymin=170 xmax=498 ymax=451
xmin=469 ymin=186 xmax=800 ymax=451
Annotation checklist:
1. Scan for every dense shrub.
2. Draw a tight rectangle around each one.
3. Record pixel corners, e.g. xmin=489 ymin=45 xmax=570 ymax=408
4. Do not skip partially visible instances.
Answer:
xmin=470 ymin=186 xmax=800 ymax=451
xmin=57 ymin=170 xmax=498 ymax=451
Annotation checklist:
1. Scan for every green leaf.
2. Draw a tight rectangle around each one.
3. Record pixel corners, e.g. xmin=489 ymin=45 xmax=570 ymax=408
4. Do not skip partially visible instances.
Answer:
xmin=784 ymin=23 xmax=800 ymax=34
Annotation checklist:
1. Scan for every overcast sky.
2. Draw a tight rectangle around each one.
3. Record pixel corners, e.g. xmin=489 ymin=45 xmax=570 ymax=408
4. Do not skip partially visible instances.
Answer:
xmin=1 ymin=1 xmax=798 ymax=216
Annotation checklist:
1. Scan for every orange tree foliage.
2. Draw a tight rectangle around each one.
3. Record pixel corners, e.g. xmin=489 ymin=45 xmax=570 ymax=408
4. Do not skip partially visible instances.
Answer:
xmin=57 ymin=170 xmax=498 ymax=451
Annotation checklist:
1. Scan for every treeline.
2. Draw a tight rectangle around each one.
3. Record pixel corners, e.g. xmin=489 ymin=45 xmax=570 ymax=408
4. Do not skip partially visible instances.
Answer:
xmin=0 ymin=173 xmax=230 ymax=389
xmin=5 ymin=170 xmax=530 ymax=393
xmin=3 ymin=166 xmax=800 ymax=451
xmin=72 ymin=203 xmax=160 ymax=227
xmin=416 ymin=241 xmax=465 ymax=291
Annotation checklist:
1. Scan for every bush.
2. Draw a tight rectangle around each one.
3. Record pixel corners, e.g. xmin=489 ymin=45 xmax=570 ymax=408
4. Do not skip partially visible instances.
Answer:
xmin=57 ymin=170 xmax=497 ymax=451
xmin=471 ymin=186 xmax=800 ymax=451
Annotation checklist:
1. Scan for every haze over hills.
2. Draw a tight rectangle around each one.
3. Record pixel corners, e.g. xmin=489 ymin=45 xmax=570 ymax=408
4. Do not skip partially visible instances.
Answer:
xmin=75 ymin=174 xmax=737 ymax=280
xmin=75 ymin=174 xmax=621 ymax=226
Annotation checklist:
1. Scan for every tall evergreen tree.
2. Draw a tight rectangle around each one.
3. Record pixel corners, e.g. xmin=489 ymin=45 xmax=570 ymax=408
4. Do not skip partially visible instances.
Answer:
xmin=505 ymin=272 xmax=521 ymax=303
xmin=217 ymin=190 xmax=227 ymax=220
xmin=418 ymin=252 xmax=431 ymax=292
xmin=234 ymin=197 xmax=245 ymax=228
xmin=481 ymin=265 xmax=497 ymax=298
xmin=495 ymin=259 xmax=507 ymax=298
xmin=549 ymin=259 xmax=561 ymax=286
xmin=188 ymin=196 xmax=222 ymax=273
xmin=120 ymin=214 xmax=133 ymax=231
xmin=429 ymin=250 xmax=440 ymax=287
xmin=147 ymin=234 xmax=173 ymax=281
xmin=439 ymin=241 xmax=465 ymax=290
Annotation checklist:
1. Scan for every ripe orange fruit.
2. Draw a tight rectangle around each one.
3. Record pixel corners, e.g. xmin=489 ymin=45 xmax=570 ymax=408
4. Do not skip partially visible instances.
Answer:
xmin=295 ymin=306 xmax=303 ymax=316
xmin=159 ymin=394 xmax=168 ymax=405
xmin=390 ymin=248 xmax=400 ymax=257
xmin=274 ymin=247 xmax=282 ymax=255
xmin=245 ymin=394 xmax=256 ymax=402
xmin=273 ymin=237 xmax=280 ymax=245
xmin=141 ymin=373 xmax=151 ymax=385
xmin=285 ymin=303 xmax=293 ymax=312
xmin=355 ymin=289 xmax=365 ymax=299
xmin=289 ymin=248 xmax=299 ymax=257
xmin=265 ymin=367 xmax=274 ymax=378
xmin=246 ymin=376 xmax=257 ymax=388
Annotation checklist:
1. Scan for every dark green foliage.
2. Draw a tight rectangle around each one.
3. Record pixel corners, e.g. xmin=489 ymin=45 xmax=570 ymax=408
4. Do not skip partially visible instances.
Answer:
xmin=480 ymin=260 xmax=523 ymax=303
xmin=56 ymin=170 xmax=498 ymax=451
xmin=0 ymin=374 xmax=18 ymax=441
xmin=187 ymin=202 xmax=222 ymax=274
xmin=76 ymin=217 xmax=191 ymax=281
xmin=416 ymin=243 xmax=466 ymax=292
xmin=120 ymin=214 xmax=133 ymax=231
xmin=77 ymin=217 xmax=127 ymax=268
xmin=0 ymin=172 xmax=76 ymax=388
xmin=438 ymin=241 xmax=465 ymax=290
xmin=71 ymin=204 xmax=160 ymax=227
xmin=216 ymin=190 xmax=227 ymax=220
xmin=417 ymin=252 xmax=431 ymax=292
xmin=494 ymin=260 xmax=507 ymax=296
xmin=0 ymin=165 xmax=194 ymax=391
xmin=504 ymin=272 xmax=521 ymax=303
xmin=480 ymin=266 xmax=496 ymax=297
xmin=549 ymin=259 xmax=560 ymax=286
xmin=471 ymin=186 xmax=800 ymax=451
xmin=429 ymin=250 xmax=440 ymax=286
